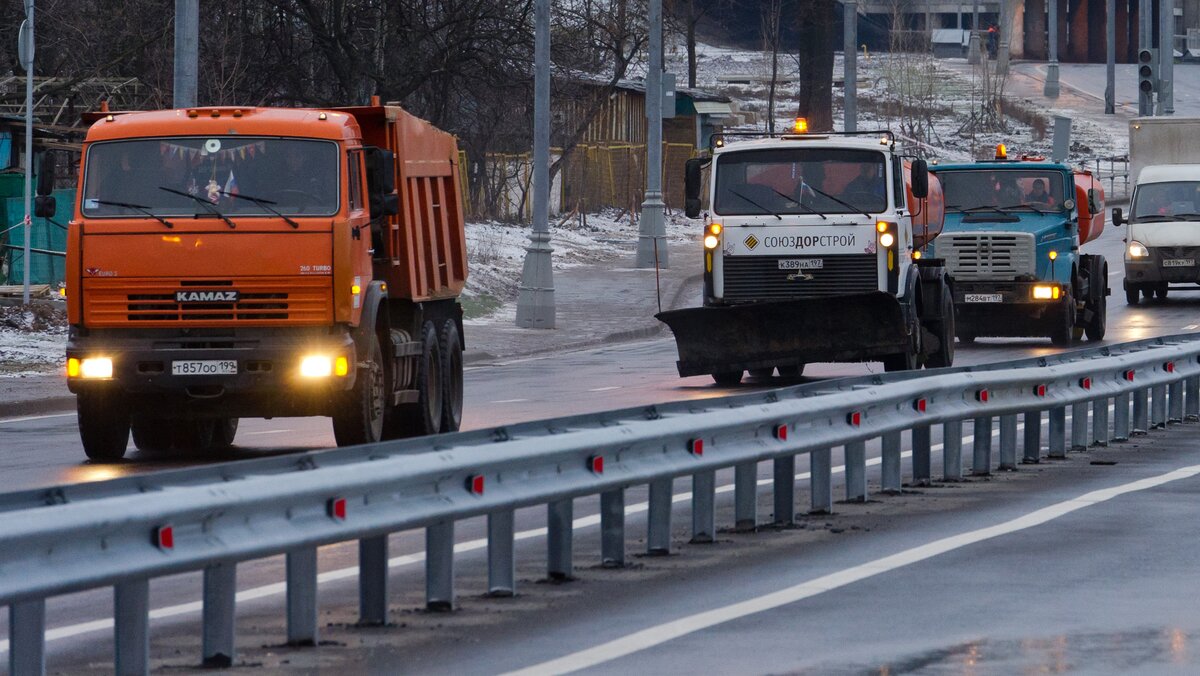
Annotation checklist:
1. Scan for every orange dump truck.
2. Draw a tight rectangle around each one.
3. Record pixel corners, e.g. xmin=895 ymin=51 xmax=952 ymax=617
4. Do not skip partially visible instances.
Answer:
xmin=60 ymin=103 xmax=467 ymax=460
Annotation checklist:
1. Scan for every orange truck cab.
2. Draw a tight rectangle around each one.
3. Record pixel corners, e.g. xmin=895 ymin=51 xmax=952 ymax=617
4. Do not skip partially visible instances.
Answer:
xmin=60 ymin=104 xmax=467 ymax=460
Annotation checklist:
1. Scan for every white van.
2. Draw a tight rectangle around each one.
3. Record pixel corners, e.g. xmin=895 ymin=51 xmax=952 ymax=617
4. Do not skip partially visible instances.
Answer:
xmin=1114 ymin=164 xmax=1200 ymax=304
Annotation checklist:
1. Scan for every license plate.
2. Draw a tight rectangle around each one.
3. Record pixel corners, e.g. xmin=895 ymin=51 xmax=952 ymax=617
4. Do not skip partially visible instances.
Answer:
xmin=171 ymin=360 xmax=238 ymax=376
xmin=964 ymin=293 xmax=1003 ymax=303
xmin=778 ymin=259 xmax=823 ymax=270
xmin=1163 ymin=258 xmax=1195 ymax=267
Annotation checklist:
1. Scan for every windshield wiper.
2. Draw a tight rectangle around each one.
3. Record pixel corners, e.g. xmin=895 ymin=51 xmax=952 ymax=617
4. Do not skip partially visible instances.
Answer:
xmin=1169 ymin=212 xmax=1200 ymax=221
xmin=1132 ymin=214 xmax=1175 ymax=223
xmin=220 ymin=191 xmax=300 ymax=228
xmin=997 ymin=202 xmax=1047 ymax=215
xmin=804 ymin=184 xmax=872 ymax=219
xmin=761 ymin=185 xmax=827 ymax=220
xmin=728 ymin=188 xmax=782 ymax=220
xmin=91 ymin=199 xmax=174 ymax=228
xmin=959 ymin=205 xmax=1011 ymax=215
xmin=158 ymin=186 xmax=237 ymax=229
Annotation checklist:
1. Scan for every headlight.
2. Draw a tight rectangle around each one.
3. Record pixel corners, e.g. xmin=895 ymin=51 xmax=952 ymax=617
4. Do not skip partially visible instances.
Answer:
xmin=1032 ymin=284 xmax=1061 ymax=300
xmin=68 ymin=357 xmax=113 ymax=379
xmin=704 ymin=234 xmax=720 ymax=250
xmin=299 ymin=355 xmax=333 ymax=378
xmin=879 ymin=232 xmax=895 ymax=248
xmin=1127 ymin=241 xmax=1150 ymax=258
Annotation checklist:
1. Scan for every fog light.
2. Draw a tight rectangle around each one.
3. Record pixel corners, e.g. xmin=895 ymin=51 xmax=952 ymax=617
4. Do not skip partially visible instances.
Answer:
xmin=704 ymin=234 xmax=719 ymax=250
xmin=879 ymin=232 xmax=895 ymax=248
xmin=299 ymin=355 xmax=333 ymax=378
xmin=335 ymin=356 xmax=350 ymax=377
xmin=1032 ymin=284 xmax=1059 ymax=300
xmin=76 ymin=357 xmax=113 ymax=379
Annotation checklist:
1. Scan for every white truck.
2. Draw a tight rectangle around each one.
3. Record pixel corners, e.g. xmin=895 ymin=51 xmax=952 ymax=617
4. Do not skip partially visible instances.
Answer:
xmin=658 ymin=127 xmax=956 ymax=384
xmin=1114 ymin=117 xmax=1200 ymax=303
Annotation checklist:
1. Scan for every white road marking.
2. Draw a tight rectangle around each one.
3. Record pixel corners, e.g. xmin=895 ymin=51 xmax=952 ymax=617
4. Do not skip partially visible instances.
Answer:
xmin=507 ymin=463 xmax=1200 ymax=676
xmin=244 ymin=429 xmax=291 ymax=436
xmin=1185 ymin=325 xmax=1199 ymax=331
xmin=587 ymin=386 xmax=621 ymax=392
xmin=490 ymin=398 xmax=530 ymax=404
xmin=1109 ymin=269 xmax=1122 ymax=277
xmin=0 ymin=412 xmax=74 ymax=425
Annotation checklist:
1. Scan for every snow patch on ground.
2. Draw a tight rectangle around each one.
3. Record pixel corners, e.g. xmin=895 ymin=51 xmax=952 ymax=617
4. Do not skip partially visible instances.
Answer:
xmin=0 ymin=305 xmax=68 ymax=376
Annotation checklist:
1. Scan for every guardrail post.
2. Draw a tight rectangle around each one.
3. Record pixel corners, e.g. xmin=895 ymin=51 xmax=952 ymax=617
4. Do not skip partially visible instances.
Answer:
xmin=1070 ymin=402 xmax=1088 ymax=451
xmin=202 ymin=562 xmax=237 ymax=666
xmin=548 ymin=499 xmax=574 ymax=580
xmin=426 ymin=521 xmax=455 ymax=610
xmin=998 ymin=414 xmax=1017 ymax=470
xmin=912 ymin=425 xmax=932 ymax=485
xmin=810 ymin=448 xmax=833 ymax=513
xmin=488 ymin=510 xmax=517 ymax=595
xmin=286 ymin=547 xmax=318 ymax=644
xmin=844 ymin=440 xmax=867 ymax=501
xmin=600 ymin=489 xmax=626 ymax=565
xmin=943 ymin=420 xmax=963 ymax=480
xmin=9 ymin=599 xmax=45 ymax=676
xmin=1151 ymin=384 xmax=1167 ymax=428
xmin=1133 ymin=387 xmax=1149 ymax=434
xmin=881 ymin=431 xmax=902 ymax=492
xmin=1023 ymin=410 xmax=1040 ymax=463
xmin=773 ymin=456 xmax=795 ymax=524
xmin=734 ymin=461 xmax=757 ymax=529
xmin=1048 ymin=407 xmax=1067 ymax=458
xmin=647 ymin=478 xmax=673 ymax=554
xmin=1114 ymin=392 xmax=1131 ymax=440
xmin=1185 ymin=375 xmax=1199 ymax=422
xmin=1168 ymin=380 xmax=1184 ymax=424
xmin=1092 ymin=396 xmax=1110 ymax=446
xmin=114 ymin=579 xmax=150 ymax=676
xmin=972 ymin=417 xmax=992 ymax=476
xmin=691 ymin=471 xmax=716 ymax=543
xmin=358 ymin=536 xmax=388 ymax=626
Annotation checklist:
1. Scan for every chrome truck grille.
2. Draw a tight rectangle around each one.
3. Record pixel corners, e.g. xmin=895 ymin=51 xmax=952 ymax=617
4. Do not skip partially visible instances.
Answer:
xmin=721 ymin=255 xmax=877 ymax=302
xmin=939 ymin=232 xmax=1036 ymax=281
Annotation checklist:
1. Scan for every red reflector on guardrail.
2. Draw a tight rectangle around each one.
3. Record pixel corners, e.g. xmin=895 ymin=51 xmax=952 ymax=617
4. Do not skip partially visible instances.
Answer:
xmin=1033 ymin=384 xmax=1047 ymax=397
xmin=1125 ymin=369 xmax=1136 ymax=381
xmin=589 ymin=455 xmax=604 ymax=474
xmin=155 ymin=525 xmax=174 ymax=551
xmin=913 ymin=398 xmax=927 ymax=413
xmin=1080 ymin=377 xmax=1092 ymax=390
xmin=467 ymin=475 xmax=485 ymax=495
xmin=328 ymin=497 xmax=347 ymax=521
xmin=1165 ymin=361 xmax=1176 ymax=373
xmin=847 ymin=411 xmax=861 ymax=426
xmin=976 ymin=389 xmax=989 ymax=403
xmin=774 ymin=424 xmax=788 ymax=440
xmin=689 ymin=438 xmax=703 ymax=456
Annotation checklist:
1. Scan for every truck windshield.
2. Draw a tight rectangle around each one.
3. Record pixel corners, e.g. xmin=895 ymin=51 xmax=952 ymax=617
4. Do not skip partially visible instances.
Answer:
xmin=1131 ymin=181 xmax=1200 ymax=221
xmin=81 ymin=137 xmax=339 ymax=218
xmin=713 ymin=148 xmax=887 ymax=216
xmin=940 ymin=169 xmax=1066 ymax=212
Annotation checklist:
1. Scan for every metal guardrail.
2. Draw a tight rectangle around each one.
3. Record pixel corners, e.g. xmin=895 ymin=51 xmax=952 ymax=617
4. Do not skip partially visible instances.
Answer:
xmin=1090 ymin=154 xmax=1130 ymax=201
xmin=5 ymin=334 xmax=1200 ymax=674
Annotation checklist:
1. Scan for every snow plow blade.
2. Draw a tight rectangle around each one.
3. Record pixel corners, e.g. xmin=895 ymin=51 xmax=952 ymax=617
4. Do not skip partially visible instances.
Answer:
xmin=656 ymin=292 xmax=911 ymax=377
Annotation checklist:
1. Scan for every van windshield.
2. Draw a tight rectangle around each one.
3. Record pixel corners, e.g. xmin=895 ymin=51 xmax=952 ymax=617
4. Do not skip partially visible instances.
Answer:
xmin=82 ymin=137 xmax=339 ymax=217
xmin=713 ymin=148 xmax=888 ymax=216
xmin=1131 ymin=181 xmax=1200 ymax=221
xmin=940 ymin=169 xmax=1067 ymax=212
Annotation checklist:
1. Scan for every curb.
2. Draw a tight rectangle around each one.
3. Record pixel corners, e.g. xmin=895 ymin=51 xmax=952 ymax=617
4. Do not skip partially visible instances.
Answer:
xmin=0 ymin=395 xmax=74 ymax=420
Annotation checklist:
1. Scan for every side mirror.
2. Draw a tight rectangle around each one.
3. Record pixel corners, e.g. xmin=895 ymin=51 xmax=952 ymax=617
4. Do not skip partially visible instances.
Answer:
xmin=1111 ymin=207 xmax=1124 ymax=226
xmin=1087 ymin=188 xmax=1100 ymax=215
xmin=684 ymin=158 xmax=704 ymax=219
xmin=910 ymin=159 xmax=929 ymax=199
xmin=36 ymin=152 xmax=55 ymax=197
xmin=34 ymin=194 xmax=55 ymax=218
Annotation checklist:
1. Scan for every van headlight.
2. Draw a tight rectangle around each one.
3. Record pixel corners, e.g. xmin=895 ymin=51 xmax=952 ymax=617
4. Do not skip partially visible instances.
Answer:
xmin=1126 ymin=241 xmax=1150 ymax=258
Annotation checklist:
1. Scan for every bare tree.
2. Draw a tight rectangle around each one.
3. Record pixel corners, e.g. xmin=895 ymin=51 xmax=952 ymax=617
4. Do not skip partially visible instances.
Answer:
xmin=795 ymin=0 xmax=834 ymax=131
xmin=761 ymin=0 xmax=782 ymax=134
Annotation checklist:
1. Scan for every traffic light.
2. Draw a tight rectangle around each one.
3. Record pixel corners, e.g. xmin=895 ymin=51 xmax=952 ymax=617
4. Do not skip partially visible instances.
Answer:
xmin=1138 ymin=48 xmax=1157 ymax=115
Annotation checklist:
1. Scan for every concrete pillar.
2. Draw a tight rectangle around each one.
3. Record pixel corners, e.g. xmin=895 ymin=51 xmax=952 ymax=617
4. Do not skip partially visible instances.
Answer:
xmin=1026 ymin=0 xmax=1049 ymax=60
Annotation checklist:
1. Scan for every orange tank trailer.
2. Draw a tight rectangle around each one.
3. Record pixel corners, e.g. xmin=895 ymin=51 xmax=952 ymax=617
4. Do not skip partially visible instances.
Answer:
xmin=62 ymin=102 xmax=468 ymax=461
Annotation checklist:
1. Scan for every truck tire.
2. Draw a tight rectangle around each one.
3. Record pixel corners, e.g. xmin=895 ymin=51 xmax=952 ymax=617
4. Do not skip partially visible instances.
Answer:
xmin=1125 ymin=281 xmax=1140 ymax=306
xmin=1154 ymin=283 xmax=1169 ymax=301
xmin=925 ymin=289 xmax=956 ymax=368
xmin=749 ymin=368 xmax=775 ymax=379
xmin=883 ymin=352 xmax=918 ymax=372
xmin=398 ymin=321 xmax=444 ymax=437
xmin=712 ymin=371 xmax=743 ymax=386
xmin=78 ymin=392 xmax=130 ymax=462
xmin=439 ymin=319 xmax=464 ymax=433
xmin=171 ymin=420 xmax=215 ymax=453
xmin=131 ymin=417 xmax=172 ymax=453
xmin=1085 ymin=259 xmax=1107 ymax=341
xmin=777 ymin=364 xmax=805 ymax=378
xmin=1050 ymin=293 xmax=1076 ymax=346
xmin=332 ymin=331 xmax=386 ymax=447
xmin=210 ymin=418 xmax=239 ymax=451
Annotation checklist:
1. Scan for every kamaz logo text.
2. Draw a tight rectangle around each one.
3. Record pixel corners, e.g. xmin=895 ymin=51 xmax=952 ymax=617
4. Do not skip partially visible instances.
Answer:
xmin=175 ymin=290 xmax=239 ymax=303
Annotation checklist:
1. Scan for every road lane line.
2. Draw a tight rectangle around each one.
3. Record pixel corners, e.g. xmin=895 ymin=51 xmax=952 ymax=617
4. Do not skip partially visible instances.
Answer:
xmin=587 ymin=386 xmax=621 ymax=392
xmin=0 ymin=412 xmax=74 ymax=425
xmin=1186 ymin=325 xmax=1199 ymax=331
xmin=507 ymin=463 xmax=1200 ymax=676
xmin=490 ymin=398 xmax=530 ymax=404
xmin=244 ymin=430 xmax=291 ymax=436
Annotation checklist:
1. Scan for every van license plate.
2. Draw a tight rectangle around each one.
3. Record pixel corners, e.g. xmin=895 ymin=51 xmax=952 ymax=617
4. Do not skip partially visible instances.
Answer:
xmin=964 ymin=293 xmax=1003 ymax=303
xmin=778 ymin=259 xmax=823 ymax=270
xmin=172 ymin=360 xmax=238 ymax=376
xmin=1163 ymin=259 xmax=1195 ymax=267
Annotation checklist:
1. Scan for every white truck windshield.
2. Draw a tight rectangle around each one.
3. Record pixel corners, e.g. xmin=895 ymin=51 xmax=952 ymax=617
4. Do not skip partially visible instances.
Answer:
xmin=1132 ymin=181 xmax=1200 ymax=221
xmin=714 ymin=148 xmax=887 ymax=216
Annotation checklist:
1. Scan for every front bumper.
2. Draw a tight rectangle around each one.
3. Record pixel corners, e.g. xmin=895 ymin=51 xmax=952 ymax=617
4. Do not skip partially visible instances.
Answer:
xmin=953 ymin=281 xmax=1069 ymax=338
xmin=1124 ymin=256 xmax=1200 ymax=285
xmin=66 ymin=327 xmax=357 ymax=419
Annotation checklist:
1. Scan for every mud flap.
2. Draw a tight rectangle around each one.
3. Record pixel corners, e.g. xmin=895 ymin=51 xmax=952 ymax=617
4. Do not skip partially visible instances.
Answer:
xmin=656 ymin=292 xmax=912 ymax=378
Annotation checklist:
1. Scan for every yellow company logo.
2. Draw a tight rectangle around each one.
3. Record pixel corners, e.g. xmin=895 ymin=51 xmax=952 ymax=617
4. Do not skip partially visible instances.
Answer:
xmin=743 ymin=234 xmax=759 ymax=250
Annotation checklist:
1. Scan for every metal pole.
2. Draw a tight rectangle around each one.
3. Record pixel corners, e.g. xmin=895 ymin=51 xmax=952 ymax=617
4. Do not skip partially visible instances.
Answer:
xmin=1023 ymin=410 xmax=1042 ymax=463
xmin=636 ymin=0 xmax=668 ymax=268
xmin=1106 ymin=0 xmax=1116 ymax=113
xmin=692 ymin=470 xmax=716 ymax=542
xmin=1045 ymin=0 xmax=1060 ymax=97
xmin=515 ymin=0 xmax=555 ymax=327
xmin=1141 ymin=0 xmax=1155 ymax=116
xmin=9 ymin=599 xmax=45 ymax=676
xmin=773 ymin=455 xmax=795 ymax=525
xmin=845 ymin=440 xmax=867 ymax=502
xmin=1093 ymin=397 xmax=1110 ymax=445
xmin=999 ymin=414 xmax=1018 ymax=470
xmin=1071 ymin=402 xmax=1089 ymax=450
xmin=1134 ymin=386 xmax=1150 ymax=433
xmin=1169 ymin=380 xmax=1184 ymax=423
xmin=734 ymin=461 xmax=757 ymax=529
xmin=358 ymin=536 xmax=388 ymax=625
xmin=968 ymin=0 xmax=982 ymax=63
xmin=1160 ymin=0 xmax=1175 ymax=114
xmin=173 ymin=0 xmax=198 ymax=108
xmin=202 ymin=562 xmax=237 ymax=667
xmin=1114 ymin=391 xmax=1132 ymax=440
xmin=844 ymin=1 xmax=858 ymax=132
xmin=1151 ymin=383 xmax=1167 ymax=427
xmin=972 ymin=417 xmax=992 ymax=475
xmin=912 ymin=425 xmax=932 ymax=485
xmin=1049 ymin=406 xmax=1067 ymax=458
xmin=286 ymin=548 xmax=318 ymax=645
xmin=600 ymin=489 xmax=626 ymax=565
xmin=647 ymin=477 xmax=672 ymax=554
xmin=810 ymin=448 xmax=833 ymax=514
xmin=943 ymin=419 xmax=963 ymax=480
xmin=881 ymin=431 xmax=902 ymax=492
xmin=997 ymin=0 xmax=1013 ymax=74
xmin=1186 ymin=375 xmax=1200 ymax=421
xmin=488 ymin=510 xmax=517 ymax=595
xmin=547 ymin=499 xmax=574 ymax=580
xmin=425 ymin=521 xmax=455 ymax=610
xmin=114 ymin=579 xmax=150 ymax=676
xmin=20 ymin=0 xmax=33 ymax=306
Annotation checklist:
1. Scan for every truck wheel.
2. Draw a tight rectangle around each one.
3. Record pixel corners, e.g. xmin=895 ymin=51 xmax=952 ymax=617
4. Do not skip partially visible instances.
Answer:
xmin=332 ymin=331 xmax=386 ymax=446
xmin=749 ymin=368 xmax=775 ymax=379
xmin=1050 ymin=294 xmax=1076 ymax=346
xmin=210 ymin=418 xmax=239 ymax=451
xmin=925 ymin=290 xmax=956 ymax=368
xmin=712 ymin=371 xmax=743 ymax=386
xmin=131 ymin=417 xmax=172 ymax=453
xmin=1125 ymin=281 xmax=1140 ymax=306
xmin=883 ymin=352 xmax=918 ymax=372
xmin=1085 ymin=262 xmax=1107 ymax=341
xmin=398 ymin=321 xmax=444 ymax=436
xmin=78 ymin=392 xmax=130 ymax=461
xmin=171 ymin=420 xmax=215 ymax=453
xmin=439 ymin=319 xmax=464 ymax=433
xmin=777 ymin=364 xmax=805 ymax=378
xmin=1155 ymin=284 xmax=1169 ymax=301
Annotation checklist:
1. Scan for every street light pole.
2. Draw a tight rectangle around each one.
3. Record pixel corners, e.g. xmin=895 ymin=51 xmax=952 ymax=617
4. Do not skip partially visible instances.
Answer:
xmin=173 ymin=0 xmax=198 ymax=108
xmin=844 ymin=1 xmax=857 ymax=133
xmin=1159 ymin=0 xmax=1175 ymax=114
xmin=1105 ymin=0 xmax=1115 ymax=114
xmin=1044 ymin=0 xmax=1060 ymax=97
xmin=636 ymin=0 xmax=668 ymax=269
xmin=20 ymin=0 xmax=34 ymax=306
xmin=515 ymin=0 xmax=556 ymax=328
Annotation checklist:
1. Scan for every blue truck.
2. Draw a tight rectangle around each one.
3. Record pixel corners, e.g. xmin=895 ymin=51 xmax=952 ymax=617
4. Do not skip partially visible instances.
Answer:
xmin=929 ymin=148 xmax=1109 ymax=346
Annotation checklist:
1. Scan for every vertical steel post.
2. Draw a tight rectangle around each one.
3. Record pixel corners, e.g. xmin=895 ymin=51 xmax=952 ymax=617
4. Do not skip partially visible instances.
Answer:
xmin=881 ymin=431 xmax=902 ymax=492
xmin=19 ymin=0 xmax=34 ymax=306
xmin=844 ymin=0 xmax=858 ymax=132
xmin=1023 ymin=410 xmax=1041 ymax=462
xmin=425 ymin=521 xmax=455 ymax=611
xmin=547 ymin=499 xmax=574 ymax=580
xmin=1169 ymin=380 xmax=1184 ymax=423
xmin=692 ymin=470 xmax=717 ymax=542
xmin=1045 ymin=0 xmax=1060 ymax=97
xmin=1160 ymin=0 xmax=1175 ymax=114
xmin=1049 ymin=406 xmax=1067 ymax=458
xmin=999 ymin=414 xmax=1018 ymax=470
xmin=845 ymin=441 xmax=868 ymax=501
xmin=1093 ymin=397 xmax=1110 ymax=445
xmin=286 ymin=548 xmax=318 ymax=645
xmin=810 ymin=448 xmax=833 ymax=513
xmin=1114 ymin=391 xmax=1132 ymax=440
xmin=1151 ymin=384 xmax=1167 ymax=427
xmin=1106 ymin=0 xmax=1116 ymax=113
xmin=636 ymin=0 xmax=668 ymax=268
xmin=647 ymin=477 xmax=673 ymax=554
xmin=515 ymin=0 xmax=555 ymax=327
xmin=1186 ymin=375 xmax=1200 ymax=421
xmin=734 ymin=461 xmax=757 ymax=529
xmin=972 ymin=417 xmax=992 ymax=475
xmin=1071 ymin=402 xmax=1089 ymax=450
xmin=773 ymin=456 xmax=796 ymax=525
xmin=943 ymin=420 xmax=963 ymax=479
xmin=9 ymin=599 xmax=45 ymax=676
xmin=912 ymin=425 xmax=932 ymax=485
xmin=358 ymin=536 xmax=388 ymax=625
xmin=600 ymin=489 xmax=626 ymax=565
xmin=202 ymin=562 xmax=237 ymax=667
xmin=1134 ymin=387 xmax=1150 ymax=433
xmin=1141 ymin=0 xmax=1155 ymax=115
xmin=488 ymin=510 xmax=516 ymax=595
xmin=114 ymin=579 xmax=150 ymax=676
xmin=173 ymin=0 xmax=198 ymax=107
